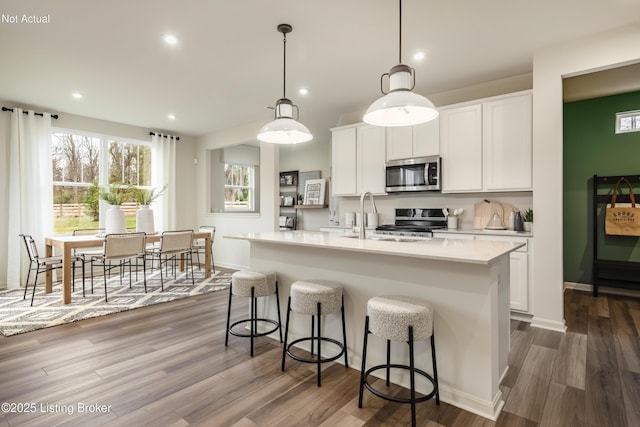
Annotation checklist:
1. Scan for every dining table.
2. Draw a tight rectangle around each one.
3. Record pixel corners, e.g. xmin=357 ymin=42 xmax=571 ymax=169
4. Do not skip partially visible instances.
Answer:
xmin=44 ymin=231 xmax=212 ymax=304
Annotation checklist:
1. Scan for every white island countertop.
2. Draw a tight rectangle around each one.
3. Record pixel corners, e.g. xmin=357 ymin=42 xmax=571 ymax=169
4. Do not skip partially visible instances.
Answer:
xmin=225 ymin=230 xmax=524 ymax=265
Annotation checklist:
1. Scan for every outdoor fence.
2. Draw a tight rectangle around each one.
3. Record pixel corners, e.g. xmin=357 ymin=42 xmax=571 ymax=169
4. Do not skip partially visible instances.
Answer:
xmin=53 ymin=202 xmax=139 ymax=218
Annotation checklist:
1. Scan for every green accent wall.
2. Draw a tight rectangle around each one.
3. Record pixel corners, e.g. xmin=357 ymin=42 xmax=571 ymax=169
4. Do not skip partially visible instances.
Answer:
xmin=563 ymin=91 xmax=640 ymax=284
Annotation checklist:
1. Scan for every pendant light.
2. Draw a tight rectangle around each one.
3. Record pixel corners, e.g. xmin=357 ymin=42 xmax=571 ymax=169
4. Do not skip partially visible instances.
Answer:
xmin=363 ymin=0 xmax=438 ymax=127
xmin=257 ymin=24 xmax=313 ymax=144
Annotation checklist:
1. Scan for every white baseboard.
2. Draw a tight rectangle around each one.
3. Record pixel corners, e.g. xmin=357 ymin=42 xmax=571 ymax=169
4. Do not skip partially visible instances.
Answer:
xmin=564 ymin=281 xmax=640 ymax=298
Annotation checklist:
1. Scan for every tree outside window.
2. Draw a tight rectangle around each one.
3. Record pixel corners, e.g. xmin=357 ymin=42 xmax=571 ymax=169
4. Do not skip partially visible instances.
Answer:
xmin=51 ymin=131 xmax=153 ymax=234
xmin=224 ymin=163 xmax=254 ymax=210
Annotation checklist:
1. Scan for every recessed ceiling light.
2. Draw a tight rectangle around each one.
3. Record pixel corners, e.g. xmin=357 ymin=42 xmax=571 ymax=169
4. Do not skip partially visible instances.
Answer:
xmin=72 ymin=92 xmax=83 ymax=99
xmin=163 ymin=34 xmax=178 ymax=45
xmin=298 ymin=88 xmax=309 ymax=96
xmin=413 ymin=51 xmax=426 ymax=61
xmin=168 ymin=114 xmax=176 ymax=120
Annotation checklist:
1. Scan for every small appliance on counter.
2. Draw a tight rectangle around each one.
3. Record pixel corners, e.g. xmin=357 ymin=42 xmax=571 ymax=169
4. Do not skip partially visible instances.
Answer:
xmin=375 ymin=208 xmax=447 ymax=237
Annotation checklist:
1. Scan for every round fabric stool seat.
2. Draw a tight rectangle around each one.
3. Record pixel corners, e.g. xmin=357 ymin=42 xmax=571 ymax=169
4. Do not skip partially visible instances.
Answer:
xmin=282 ymin=279 xmax=348 ymax=387
xmin=225 ymin=269 xmax=282 ymax=357
xmin=231 ymin=270 xmax=277 ymax=297
xmin=359 ymin=295 xmax=440 ymax=427
xmin=367 ymin=295 xmax=433 ymax=342
xmin=290 ymin=280 xmax=343 ymax=315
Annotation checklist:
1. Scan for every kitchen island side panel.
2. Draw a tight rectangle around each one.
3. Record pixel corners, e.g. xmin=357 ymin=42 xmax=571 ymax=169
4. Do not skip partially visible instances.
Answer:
xmin=248 ymin=240 xmax=510 ymax=420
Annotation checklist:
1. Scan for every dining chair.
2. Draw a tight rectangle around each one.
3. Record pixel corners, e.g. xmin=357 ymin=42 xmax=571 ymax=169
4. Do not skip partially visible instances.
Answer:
xmin=19 ymin=234 xmax=84 ymax=306
xmin=147 ymin=230 xmax=195 ymax=289
xmin=72 ymin=228 xmax=105 ymax=296
xmin=193 ymin=225 xmax=216 ymax=273
xmin=90 ymin=232 xmax=147 ymax=302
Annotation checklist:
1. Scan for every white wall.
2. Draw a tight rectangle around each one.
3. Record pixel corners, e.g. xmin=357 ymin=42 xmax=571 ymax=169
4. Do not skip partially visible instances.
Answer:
xmin=531 ymin=22 xmax=640 ymax=331
xmin=196 ymin=120 xmax=279 ymax=270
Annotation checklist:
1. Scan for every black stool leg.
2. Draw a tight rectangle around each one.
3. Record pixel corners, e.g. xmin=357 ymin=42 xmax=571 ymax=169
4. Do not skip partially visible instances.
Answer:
xmin=250 ymin=286 xmax=255 ymax=357
xmin=225 ymin=285 xmax=233 ymax=346
xmin=275 ymin=281 xmax=283 ymax=343
xmin=310 ymin=315 xmax=315 ymax=356
xmin=386 ymin=340 xmax=391 ymax=386
xmin=341 ymin=295 xmax=349 ymax=368
xmin=316 ymin=301 xmax=322 ymax=387
xmin=409 ymin=325 xmax=416 ymax=427
xmin=431 ymin=332 xmax=440 ymax=405
xmin=281 ymin=296 xmax=292 ymax=371
xmin=358 ymin=315 xmax=370 ymax=408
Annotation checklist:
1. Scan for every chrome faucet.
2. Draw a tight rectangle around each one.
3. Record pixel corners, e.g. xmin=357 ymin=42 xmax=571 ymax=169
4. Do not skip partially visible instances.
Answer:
xmin=359 ymin=191 xmax=377 ymax=239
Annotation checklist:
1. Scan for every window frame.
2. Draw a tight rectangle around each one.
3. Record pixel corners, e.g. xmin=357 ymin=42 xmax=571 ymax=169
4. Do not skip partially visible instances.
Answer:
xmin=223 ymin=162 xmax=256 ymax=212
xmin=51 ymin=127 xmax=154 ymax=234
xmin=615 ymin=109 xmax=640 ymax=134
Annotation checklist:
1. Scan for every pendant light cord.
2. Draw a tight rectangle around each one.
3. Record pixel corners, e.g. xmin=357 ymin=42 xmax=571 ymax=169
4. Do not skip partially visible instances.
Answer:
xmin=282 ymin=32 xmax=287 ymax=98
xmin=398 ymin=0 xmax=402 ymax=64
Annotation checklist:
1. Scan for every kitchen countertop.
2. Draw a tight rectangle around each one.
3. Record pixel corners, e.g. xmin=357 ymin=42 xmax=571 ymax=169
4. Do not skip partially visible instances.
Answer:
xmin=320 ymin=225 xmax=533 ymax=238
xmin=436 ymin=228 xmax=533 ymax=237
xmin=225 ymin=230 xmax=524 ymax=265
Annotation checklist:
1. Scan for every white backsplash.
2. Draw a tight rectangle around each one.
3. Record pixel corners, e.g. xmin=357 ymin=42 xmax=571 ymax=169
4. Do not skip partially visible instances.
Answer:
xmin=331 ymin=192 xmax=533 ymax=230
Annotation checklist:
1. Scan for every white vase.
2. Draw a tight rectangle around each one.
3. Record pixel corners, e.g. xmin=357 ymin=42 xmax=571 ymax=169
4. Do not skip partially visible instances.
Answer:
xmin=136 ymin=205 xmax=155 ymax=234
xmin=105 ymin=205 xmax=126 ymax=234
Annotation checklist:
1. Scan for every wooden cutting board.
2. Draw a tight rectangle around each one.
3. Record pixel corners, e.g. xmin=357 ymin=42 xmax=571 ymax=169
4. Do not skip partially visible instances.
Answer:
xmin=473 ymin=200 xmax=515 ymax=229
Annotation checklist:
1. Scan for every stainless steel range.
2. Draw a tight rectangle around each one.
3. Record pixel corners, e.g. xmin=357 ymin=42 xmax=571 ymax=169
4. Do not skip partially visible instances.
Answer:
xmin=375 ymin=208 xmax=448 ymax=237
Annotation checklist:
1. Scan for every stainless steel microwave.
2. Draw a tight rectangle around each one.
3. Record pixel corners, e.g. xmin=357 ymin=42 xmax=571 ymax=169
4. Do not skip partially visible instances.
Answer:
xmin=385 ymin=155 xmax=441 ymax=192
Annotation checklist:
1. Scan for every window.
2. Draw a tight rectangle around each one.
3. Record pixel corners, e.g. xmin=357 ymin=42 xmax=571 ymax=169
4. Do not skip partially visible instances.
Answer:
xmin=51 ymin=130 xmax=152 ymax=234
xmin=616 ymin=110 xmax=640 ymax=134
xmin=224 ymin=163 xmax=255 ymax=210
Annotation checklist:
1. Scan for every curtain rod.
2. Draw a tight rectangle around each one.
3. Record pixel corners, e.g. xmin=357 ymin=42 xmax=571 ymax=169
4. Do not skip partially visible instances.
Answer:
xmin=149 ymin=131 xmax=180 ymax=141
xmin=2 ymin=106 xmax=59 ymax=120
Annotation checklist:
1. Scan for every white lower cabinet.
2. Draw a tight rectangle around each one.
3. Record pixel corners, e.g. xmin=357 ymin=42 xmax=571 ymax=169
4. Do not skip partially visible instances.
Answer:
xmin=433 ymin=232 xmax=531 ymax=313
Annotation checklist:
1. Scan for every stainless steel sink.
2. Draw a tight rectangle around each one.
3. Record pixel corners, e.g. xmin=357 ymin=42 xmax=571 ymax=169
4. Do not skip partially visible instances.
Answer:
xmin=340 ymin=235 xmax=418 ymax=242
xmin=367 ymin=236 xmax=418 ymax=242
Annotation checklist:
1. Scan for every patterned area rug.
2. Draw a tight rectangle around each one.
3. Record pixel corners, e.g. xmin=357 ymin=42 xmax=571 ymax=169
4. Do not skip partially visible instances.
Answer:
xmin=0 ymin=268 xmax=232 ymax=337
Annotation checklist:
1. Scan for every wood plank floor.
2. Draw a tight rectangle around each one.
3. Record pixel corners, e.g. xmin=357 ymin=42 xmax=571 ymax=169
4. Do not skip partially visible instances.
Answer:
xmin=1 ymin=280 xmax=639 ymax=426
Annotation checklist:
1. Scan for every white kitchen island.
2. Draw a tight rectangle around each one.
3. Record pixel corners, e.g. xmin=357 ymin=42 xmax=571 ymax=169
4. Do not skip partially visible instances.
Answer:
xmin=225 ymin=230 xmax=524 ymax=420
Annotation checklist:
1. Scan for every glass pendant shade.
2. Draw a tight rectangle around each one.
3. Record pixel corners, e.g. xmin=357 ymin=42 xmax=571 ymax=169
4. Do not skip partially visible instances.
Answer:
xmin=364 ymin=64 xmax=438 ymax=127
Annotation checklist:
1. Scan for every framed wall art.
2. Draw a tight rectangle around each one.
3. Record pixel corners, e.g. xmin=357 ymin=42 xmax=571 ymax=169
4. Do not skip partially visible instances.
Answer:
xmin=303 ymin=178 xmax=326 ymax=205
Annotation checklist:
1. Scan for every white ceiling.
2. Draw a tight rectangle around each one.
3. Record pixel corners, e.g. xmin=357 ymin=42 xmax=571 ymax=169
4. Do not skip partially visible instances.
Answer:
xmin=1 ymin=0 xmax=639 ymax=137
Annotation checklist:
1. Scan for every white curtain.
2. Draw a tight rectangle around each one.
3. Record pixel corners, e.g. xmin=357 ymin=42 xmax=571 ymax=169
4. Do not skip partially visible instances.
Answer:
xmin=151 ymin=133 xmax=177 ymax=231
xmin=4 ymin=109 xmax=53 ymax=288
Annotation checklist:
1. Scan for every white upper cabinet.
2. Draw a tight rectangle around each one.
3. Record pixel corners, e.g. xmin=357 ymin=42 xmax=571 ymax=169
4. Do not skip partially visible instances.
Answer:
xmin=357 ymin=125 xmax=386 ymax=195
xmin=331 ymin=127 xmax=357 ymax=196
xmin=440 ymin=104 xmax=483 ymax=192
xmin=385 ymin=119 xmax=440 ymax=161
xmin=331 ymin=124 xmax=386 ymax=196
xmin=440 ymin=91 xmax=532 ymax=193
xmin=482 ymin=93 xmax=532 ymax=191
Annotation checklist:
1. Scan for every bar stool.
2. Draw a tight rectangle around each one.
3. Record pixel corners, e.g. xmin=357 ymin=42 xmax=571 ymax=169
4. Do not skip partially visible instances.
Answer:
xmin=281 ymin=280 xmax=348 ymax=387
xmin=358 ymin=295 xmax=440 ymax=427
xmin=225 ymin=270 xmax=282 ymax=356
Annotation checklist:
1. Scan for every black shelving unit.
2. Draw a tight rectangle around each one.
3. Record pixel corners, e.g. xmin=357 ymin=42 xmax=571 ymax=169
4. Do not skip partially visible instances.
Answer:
xmin=279 ymin=171 xmax=299 ymax=230
xmin=592 ymin=174 xmax=640 ymax=296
